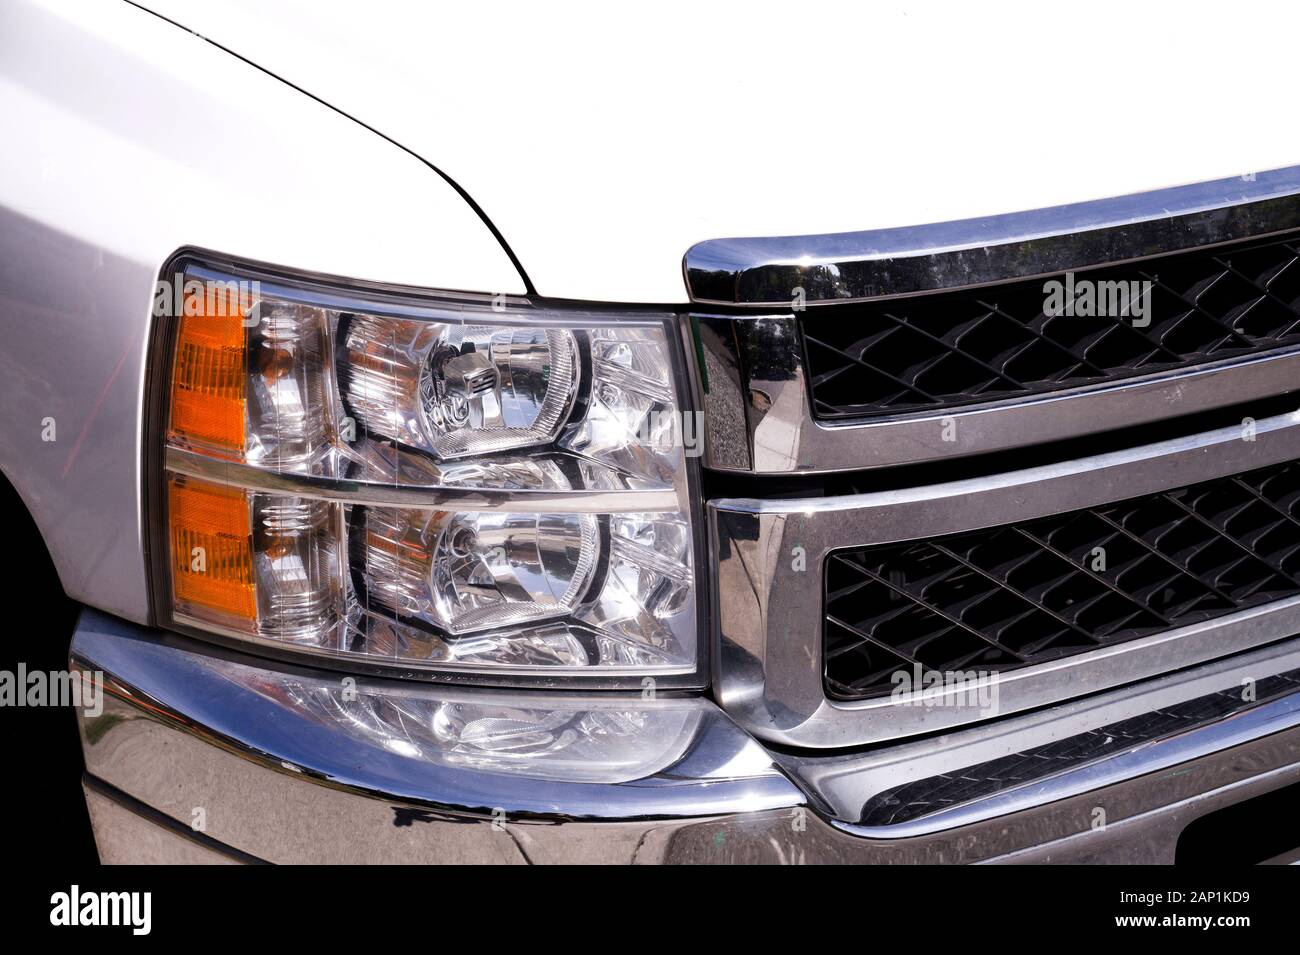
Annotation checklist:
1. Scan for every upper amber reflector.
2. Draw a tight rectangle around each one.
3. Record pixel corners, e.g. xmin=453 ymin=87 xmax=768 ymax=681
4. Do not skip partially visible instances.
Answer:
xmin=168 ymin=285 xmax=251 ymax=454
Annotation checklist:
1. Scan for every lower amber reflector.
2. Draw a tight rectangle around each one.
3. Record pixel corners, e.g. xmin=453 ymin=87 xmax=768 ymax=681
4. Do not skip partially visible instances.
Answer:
xmin=169 ymin=474 xmax=256 ymax=624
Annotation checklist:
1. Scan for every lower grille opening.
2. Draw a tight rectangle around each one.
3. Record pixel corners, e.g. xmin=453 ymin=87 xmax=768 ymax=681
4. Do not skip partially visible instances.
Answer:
xmin=1176 ymin=779 xmax=1300 ymax=865
xmin=825 ymin=459 xmax=1300 ymax=701
xmin=857 ymin=668 xmax=1300 ymax=828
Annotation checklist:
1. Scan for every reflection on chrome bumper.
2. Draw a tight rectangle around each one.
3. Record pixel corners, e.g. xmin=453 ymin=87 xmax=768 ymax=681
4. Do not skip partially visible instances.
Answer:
xmin=71 ymin=610 xmax=801 ymax=821
xmin=74 ymin=611 xmax=1300 ymax=863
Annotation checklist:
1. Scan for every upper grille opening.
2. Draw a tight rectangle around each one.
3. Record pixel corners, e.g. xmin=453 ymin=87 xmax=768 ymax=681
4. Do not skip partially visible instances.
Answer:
xmin=802 ymin=230 xmax=1300 ymax=420
xmin=824 ymin=459 xmax=1300 ymax=701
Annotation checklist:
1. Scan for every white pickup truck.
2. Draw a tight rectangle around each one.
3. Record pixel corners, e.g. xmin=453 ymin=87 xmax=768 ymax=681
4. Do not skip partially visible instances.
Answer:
xmin=3 ymin=0 xmax=1299 ymax=864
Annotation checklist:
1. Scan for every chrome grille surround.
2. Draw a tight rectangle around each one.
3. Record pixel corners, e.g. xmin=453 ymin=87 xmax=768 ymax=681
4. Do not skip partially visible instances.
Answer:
xmin=697 ymin=166 xmax=1300 ymax=750
xmin=711 ymin=411 xmax=1300 ymax=748
xmin=688 ymin=165 xmax=1300 ymax=474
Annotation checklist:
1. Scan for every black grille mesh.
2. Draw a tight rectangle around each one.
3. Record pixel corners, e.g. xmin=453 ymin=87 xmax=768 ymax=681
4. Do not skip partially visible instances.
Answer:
xmin=802 ymin=230 xmax=1300 ymax=419
xmin=825 ymin=460 xmax=1300 ymax=700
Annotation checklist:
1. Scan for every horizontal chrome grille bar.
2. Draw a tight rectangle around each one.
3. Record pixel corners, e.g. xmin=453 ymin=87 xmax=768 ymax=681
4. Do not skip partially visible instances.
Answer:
xmin=715 ymin=408 xmax=1300 ymax=521
xmin=686 ymin=164 xmax=1300 ymax=307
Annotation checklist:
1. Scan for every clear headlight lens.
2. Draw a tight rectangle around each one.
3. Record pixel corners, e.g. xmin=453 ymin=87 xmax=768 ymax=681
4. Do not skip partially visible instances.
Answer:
xmin=343 ymin=317 xmax=578 ymax=459
xmin=158 ymin=261 xmax=699 ymax=684
xmin=359 ymin=502 xmax=600 ymax=635
xmin=256 ymin=670 xmax=705 ymax=784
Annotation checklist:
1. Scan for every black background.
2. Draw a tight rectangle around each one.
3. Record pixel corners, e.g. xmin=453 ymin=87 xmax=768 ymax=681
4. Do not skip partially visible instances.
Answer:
xmin=0 ymin=471 xmax=95 ymax=866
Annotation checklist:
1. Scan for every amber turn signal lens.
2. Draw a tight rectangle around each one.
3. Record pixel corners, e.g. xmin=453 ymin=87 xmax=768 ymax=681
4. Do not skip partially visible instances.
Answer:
xmin=168 ymin=285 xmax=251 ymax=454
xmin=169 ymin=474 xmax=256 ymax=625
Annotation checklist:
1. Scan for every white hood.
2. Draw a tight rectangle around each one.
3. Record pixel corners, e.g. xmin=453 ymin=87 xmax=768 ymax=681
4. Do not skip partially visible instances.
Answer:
xmin=137 ymin=0 xmax=1299 ymax=303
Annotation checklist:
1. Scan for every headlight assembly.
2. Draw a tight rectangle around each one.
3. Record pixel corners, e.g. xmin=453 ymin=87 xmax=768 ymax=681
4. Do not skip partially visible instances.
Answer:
xmin=152 ymin=255 xmax=702 ymax=686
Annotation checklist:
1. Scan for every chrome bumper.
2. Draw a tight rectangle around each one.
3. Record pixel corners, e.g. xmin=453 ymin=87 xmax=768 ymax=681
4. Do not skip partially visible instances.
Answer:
xmin=75 ymin=610 xmax=1300 ymax=863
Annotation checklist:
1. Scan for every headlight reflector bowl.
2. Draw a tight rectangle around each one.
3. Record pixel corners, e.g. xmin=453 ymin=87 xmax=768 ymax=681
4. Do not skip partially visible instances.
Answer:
xmin=344 ymin=317 xmax=578 ymax=459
